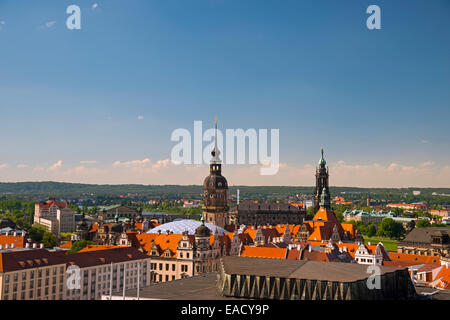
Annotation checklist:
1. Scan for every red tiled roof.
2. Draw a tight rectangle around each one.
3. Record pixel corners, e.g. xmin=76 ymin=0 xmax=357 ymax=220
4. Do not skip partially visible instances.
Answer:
xmin=78 ymin=245 xmax=127 ymax=253
xmin=388 ymin=252 xmax=441 ymax=265
xmin=240 ymin=246 xmax=287 ymax=259
xmin=59 ymin=241 xmax=73 ymax=249
xmin=0 ymin=235 xmax=27 ymax=248
xmin=313 ymin=207 xmax=339 ymax=223
xmin=36 ymin=200 xmax=67 ymax=209
xmin=0 ymin=249 xmax=65 ymax=273
xmin=417 ymin=263 xmax=441 ymax=274
xmin=64 ymin=247 xmax=149 ymax=268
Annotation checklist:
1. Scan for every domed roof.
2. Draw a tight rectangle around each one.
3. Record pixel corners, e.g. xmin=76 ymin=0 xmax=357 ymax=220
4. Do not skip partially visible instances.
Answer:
xmin=203 ymin=174 xmax=228 ymax=190
xmin=110 ymin=222 xmax=123 ymax=233
xmin=147 ymin=219 xmax=226 ymax=236
xmin=195 ymin=218 xmax=211 ymax=237
xmin=77 ymin=215 xmax=89 ymax=230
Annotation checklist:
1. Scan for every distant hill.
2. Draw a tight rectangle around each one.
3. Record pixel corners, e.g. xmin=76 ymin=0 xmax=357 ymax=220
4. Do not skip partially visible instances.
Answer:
xmin=0 ymin=182 xmax=449 ymax=205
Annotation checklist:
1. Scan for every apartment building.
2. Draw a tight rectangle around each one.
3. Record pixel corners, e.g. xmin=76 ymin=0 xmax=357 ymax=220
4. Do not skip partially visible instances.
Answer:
xmin=0 ymin=246 xmax=151 ymax=300
xmin=64 ymin=247 xmax=151 ymax=300
xmin=0 ymin=249 xmax=67 ymax=300
xmin=34 ymin=200 xmax=76 ymax=235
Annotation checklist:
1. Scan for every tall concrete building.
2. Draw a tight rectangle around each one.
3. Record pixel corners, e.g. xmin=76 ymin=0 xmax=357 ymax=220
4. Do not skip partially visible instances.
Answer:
xmin=34 ymin=200 xmax=76 ymax=235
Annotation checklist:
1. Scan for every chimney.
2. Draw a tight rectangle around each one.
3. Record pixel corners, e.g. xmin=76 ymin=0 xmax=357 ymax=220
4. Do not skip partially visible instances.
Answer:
xmin=33 ymin=243 xmax=37 ymax=249
xmin=308 ymin=245 xmax=311 ymax=253
xmin=5 ymin=231 xmax=9 ymax=236
xmin=40 ymin=243 xmax=44 ymax=249
xmin=13 ymin=232 xmax=17 ymax=236
xmin=343 ymin=246 xmax=347 ymax=252
xmin=11 ymin=244 xmax=15 ymax=249
xmin=25 ymin=243 xmax=30 ymax=249
xmin=0 ymin=245 xmax=3 ymax=250
xmin=157 ymin=230 xmax=161 ymax=235
xmin=166 ymin=230 xmax=170 ymax=235
xmin=4 ymin=244 xmax=8 ymax=249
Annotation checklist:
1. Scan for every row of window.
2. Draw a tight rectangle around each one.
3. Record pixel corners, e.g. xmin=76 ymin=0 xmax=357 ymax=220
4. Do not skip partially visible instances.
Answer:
xmin=4 ymin=267 xmax=64 ymax=283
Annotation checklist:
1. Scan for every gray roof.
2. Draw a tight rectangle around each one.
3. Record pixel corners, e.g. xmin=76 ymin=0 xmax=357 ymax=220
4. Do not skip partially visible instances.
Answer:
xmin=120 ymin=273 xmax=237 ymax=300
xmin=237 ymin=202 xmax=302 ymax=213
xmin=220 ymin=256 xmax=404 ymax=282
xmin=402 ymin=227 xmax=449 ymax=243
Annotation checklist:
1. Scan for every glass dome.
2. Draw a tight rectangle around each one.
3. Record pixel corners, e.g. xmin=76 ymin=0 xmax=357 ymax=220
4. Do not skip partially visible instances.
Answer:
xmin=147 ymin=219 xmax=226 ymax=235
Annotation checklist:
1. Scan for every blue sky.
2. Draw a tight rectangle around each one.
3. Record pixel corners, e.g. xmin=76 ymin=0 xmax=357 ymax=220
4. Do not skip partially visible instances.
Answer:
xmin=0 ymin=0 xmax=449 ymax=186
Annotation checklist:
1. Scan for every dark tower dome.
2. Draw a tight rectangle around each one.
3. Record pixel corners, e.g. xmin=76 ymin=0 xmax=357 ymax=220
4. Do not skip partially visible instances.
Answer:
xmin=77 ymin=214 xmax=89 ymax=231
xmin=111 ymin=213 xmax=123 ymax=233
xmin=195 ymin=216 xmax=211 ymax=238
xmin=202 ymin=118 xmax=229 ymax=211
xmin=203 ymin=173 xmax=228 ymax=190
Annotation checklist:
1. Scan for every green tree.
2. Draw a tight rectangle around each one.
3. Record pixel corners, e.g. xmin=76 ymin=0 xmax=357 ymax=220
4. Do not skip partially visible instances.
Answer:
xmin=336 ymin=211 xmax=344 ymax=223
xmin=42 ymin=232 xmax=58 ymax=248
xmin=67 ymin=240 xmax=94 ymax=254
xmin=379 ymin=218 xmax=405 ymax=239
xmin=416 ymin=219 xmax=431 ymax=228
xmin=366 ymin=224 xmax=377 ymax=237
xmin=391 ymin=208 xmax=404 ymax=215
xmin=28 ymin=225 xmax=46 ymax=242
xmin=305 ymin=206 xmax=315 ymax=220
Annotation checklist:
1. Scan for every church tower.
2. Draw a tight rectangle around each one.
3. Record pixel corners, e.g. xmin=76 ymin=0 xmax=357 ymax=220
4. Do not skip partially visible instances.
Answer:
xmin=202 ymin=118 xmax=229 ymax=228
xmin=314 ymin=147 xmax=330 ymax=212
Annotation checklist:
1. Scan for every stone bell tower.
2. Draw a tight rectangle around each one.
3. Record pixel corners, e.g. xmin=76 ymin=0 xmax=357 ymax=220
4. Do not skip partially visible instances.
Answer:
xmin=202 ymin=118 xmax=229 ymax=228
xmin=314 ymin=146 xmax=330 ymax=213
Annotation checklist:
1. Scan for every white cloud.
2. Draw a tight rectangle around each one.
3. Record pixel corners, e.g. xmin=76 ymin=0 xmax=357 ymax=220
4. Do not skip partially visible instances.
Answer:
xmin=45 ymin=21 xmax=56 ymax=28
xmin=48 ymin=160 xmax=63 ymax=171
xmin=138 ymin=115 xmax=144 ymax=120
xmin=80 ymin=160 xmax=98 ymax=165
xmin=92 ymin=3 xmax=98 ymax=9
xmin=421 ymin=139 xmax=430 ymax=144
xmin=0 ymin=164 xmax=8 ymax=170
xmin=419 ymin=161 xmax=434 ymax=167
xmin=4 ymin=157 xmax=450 ymax=188
xmin=17 ymin=164 xmax=29 ymax=169
xmin=112 ymin=158 xmax=151 ymax=168
xmin=0 ymin=21 xmax=5 ymax=25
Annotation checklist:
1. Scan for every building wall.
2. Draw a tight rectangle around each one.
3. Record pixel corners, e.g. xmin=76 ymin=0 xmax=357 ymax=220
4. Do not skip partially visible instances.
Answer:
xmin=0 ymin=264 xmax=66 ymax=300
xmin=57 ymin=208 xmax=76 ymax=234
xmin=65 ymin=258 xmax=151 ymax=300
xmin=98 ymin=206 xmax=139 ymax=222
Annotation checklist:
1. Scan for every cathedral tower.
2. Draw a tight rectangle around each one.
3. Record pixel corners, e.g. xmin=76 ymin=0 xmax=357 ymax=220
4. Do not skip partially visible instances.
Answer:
xmin=202 ymin=118 xmax=229 ymax=228
xmin=314 ymin=147 xmax=330 ymax=212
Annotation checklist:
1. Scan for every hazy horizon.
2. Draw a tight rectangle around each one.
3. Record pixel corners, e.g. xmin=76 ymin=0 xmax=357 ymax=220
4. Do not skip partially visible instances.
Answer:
xmin=1 ymin=0 xmax=449 ymax=187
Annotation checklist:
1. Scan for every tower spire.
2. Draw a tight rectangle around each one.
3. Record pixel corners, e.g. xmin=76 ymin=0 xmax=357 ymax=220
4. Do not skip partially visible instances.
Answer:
xmin=319 ymin=145 xmax=326 ymax=166
xmin=211 ymin=117 xmax=221 ymax=164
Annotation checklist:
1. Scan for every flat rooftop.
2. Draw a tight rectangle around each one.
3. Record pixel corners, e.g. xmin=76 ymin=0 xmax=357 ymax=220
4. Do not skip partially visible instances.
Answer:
xmin=120 ymin=273 xmax=236 ymax=300
xmin=220 ymin=256 xmax=405 ymax=282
